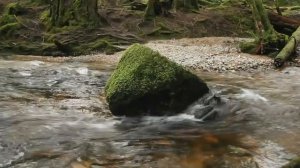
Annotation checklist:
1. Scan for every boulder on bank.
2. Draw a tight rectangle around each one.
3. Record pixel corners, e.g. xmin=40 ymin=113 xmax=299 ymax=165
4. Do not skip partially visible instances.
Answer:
xmin=105 ymin=44 xmax=209 ymax=116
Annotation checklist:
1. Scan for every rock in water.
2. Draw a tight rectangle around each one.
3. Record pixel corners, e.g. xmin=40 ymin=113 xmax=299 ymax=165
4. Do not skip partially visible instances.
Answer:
xmin=105 ymin=44 xmax=209 ymax=116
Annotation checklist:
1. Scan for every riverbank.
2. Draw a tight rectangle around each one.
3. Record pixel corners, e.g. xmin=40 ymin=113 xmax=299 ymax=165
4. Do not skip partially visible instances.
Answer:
xmin=10 ymin=37 xmax=300 ymax=72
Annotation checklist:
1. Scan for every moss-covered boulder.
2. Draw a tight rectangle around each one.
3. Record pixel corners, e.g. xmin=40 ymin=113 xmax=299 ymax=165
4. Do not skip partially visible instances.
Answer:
xmin=105 ymin=44 xmax=209 ymax=116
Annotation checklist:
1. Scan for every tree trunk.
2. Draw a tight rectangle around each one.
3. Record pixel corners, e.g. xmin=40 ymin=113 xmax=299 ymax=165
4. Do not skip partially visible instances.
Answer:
xmin=144 ymin=0 xmax=160 ymax=20
xmin=251 ymin=0 xmax=273 ymax=33
xmin=50 ymin=0 xmax=103 ymax=27
xmin=275 ymin=0 xmax=282 ymax=15
xmin=144 ymin=0 xmax=176 ymax=20
xmin=242 ymin=0 xmax=286 ymax=54
xmin=274 ymin=26 xmax=300 ymax=67
xmin=268 ymin=12 xmax=300 ymax=35
xmin=144 ymin=0 xmax=159 ymax=20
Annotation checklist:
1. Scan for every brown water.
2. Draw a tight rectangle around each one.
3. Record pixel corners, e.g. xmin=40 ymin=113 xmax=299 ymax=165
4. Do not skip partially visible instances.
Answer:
xmin=0 ymin=56 xmax=299 ymax=168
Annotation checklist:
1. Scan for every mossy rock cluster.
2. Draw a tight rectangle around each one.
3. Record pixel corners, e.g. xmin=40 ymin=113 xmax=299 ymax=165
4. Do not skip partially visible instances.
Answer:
xmin=105 ymin=44 xmax=209 ymax=116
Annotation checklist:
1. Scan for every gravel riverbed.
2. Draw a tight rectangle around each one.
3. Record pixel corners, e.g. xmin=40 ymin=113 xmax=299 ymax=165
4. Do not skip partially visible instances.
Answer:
xmin=146 ymin=37 xmax=273 ymax=72
xmin=13 ymin=37 xmax=300 ymax=72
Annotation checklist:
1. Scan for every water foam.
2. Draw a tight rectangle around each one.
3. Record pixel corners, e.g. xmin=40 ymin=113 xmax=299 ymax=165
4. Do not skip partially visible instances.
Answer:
xmin=238 ymin=89 xmax=268 ymax=102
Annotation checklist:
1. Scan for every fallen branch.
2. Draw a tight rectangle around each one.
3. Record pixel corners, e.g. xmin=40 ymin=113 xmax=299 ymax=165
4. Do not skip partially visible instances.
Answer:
xmin=268 ymin=12 xmax=300 ymax=35
xmin=274 ymin=26 xmax=300 ymax=67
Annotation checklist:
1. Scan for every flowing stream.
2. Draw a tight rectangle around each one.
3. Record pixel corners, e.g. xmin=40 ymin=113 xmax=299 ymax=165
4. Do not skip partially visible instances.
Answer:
xmin=0 ymin=56 xmax=299 ymax=168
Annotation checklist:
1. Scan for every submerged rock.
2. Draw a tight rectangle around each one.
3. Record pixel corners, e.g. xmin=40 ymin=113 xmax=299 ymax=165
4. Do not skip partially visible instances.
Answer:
xmin=105 ymin=44 xmax=209 ymax=116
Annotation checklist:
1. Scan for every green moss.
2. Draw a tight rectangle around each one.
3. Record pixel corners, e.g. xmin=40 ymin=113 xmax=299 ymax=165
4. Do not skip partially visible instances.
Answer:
xmin=282 ymin=157 xmax=300 ymax=168
xmin=0 ymin=14 xmax=16 ymax=26
xmin=74 ymin=39 xmax=122 ymax=55
xmin=0 ymin=3 xmax=25 ymax=38
xmin=240 ymin=41 xmax=257 ymax=54
xmin=0 ymin=22 xmax=22 ymax=37
xmin=50 ymin=0 xmax=103 ymax=28
xmin=4 ymin=2 xmax=25 ymax=15
xmin=91 ymin=40 xmax=108 ymax=48
xmin=240 ymin=29 xmax=287 ymax=55
xmin=40 ymin=10 xmax=50 ymax=26
xmin=95 ymin=42 xmax=122 ymax=55
xmin=105 ymin=44 xmax=209 ymax=116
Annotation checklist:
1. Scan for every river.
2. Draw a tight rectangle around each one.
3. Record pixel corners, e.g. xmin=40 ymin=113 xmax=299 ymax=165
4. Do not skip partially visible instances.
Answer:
xmin=0 ymin=56 xmax=299 ymax=168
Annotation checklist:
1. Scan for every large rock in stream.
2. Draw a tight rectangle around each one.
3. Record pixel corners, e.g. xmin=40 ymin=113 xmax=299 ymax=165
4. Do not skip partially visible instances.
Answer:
xmin=105 ymin=44 xmax=209 ymax=116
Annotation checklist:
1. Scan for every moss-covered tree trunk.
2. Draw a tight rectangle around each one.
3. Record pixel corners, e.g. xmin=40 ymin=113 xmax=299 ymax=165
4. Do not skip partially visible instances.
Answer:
xmin=50 ymin=0 xmax=102 ymax=27
xmin=144 ymin=0 xmax=160 ymax=20
xmin=241 ymin=0 xmax=286 ymax=54
xmin=144 ymin=0 xmax=177 ymax=20
xmin=274 ymin=26 xmax=300 ymax=67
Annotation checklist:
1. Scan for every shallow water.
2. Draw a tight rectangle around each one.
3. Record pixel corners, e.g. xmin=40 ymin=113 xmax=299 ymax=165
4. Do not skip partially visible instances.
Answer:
xmin=0 ymin=57 xmax=299 ymax=168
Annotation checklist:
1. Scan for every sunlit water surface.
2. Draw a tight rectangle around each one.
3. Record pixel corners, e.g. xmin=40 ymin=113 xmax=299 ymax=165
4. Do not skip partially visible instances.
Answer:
xmin=0 ymin=57 xmax=299 ymax=168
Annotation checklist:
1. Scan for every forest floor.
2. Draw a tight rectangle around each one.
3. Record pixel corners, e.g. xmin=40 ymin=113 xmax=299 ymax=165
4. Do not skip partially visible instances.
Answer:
xmin=0 ymin=0 xmax=255 ymax=56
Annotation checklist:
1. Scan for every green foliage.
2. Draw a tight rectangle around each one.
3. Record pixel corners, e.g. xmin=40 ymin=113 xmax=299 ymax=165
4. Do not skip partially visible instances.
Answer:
xmin=40 ymin=10 xmax=50 ymax=22
xmin=105 ymin=44 xmax=208 ymax=116
xmin=0 ymin=14 xmax=16 ymax=26
xmin=39 ymin=10 xmax=51 ymax=28
xmin=240 ymin=41 xmax=257 ymax=53
xmin=0 ymin=2 xmax=25 ymax=38
xmin=0 ymin=22 xmax=22 ymax=37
